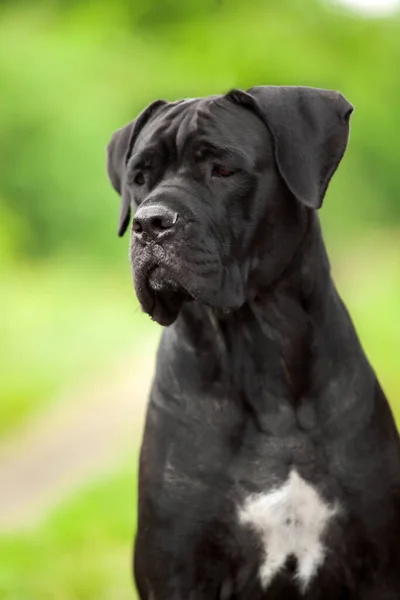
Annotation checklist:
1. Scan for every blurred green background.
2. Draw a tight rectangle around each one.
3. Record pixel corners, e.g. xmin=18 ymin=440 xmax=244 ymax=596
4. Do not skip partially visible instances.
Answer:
xmin=0 ymin=0 xmax=399 ymax=598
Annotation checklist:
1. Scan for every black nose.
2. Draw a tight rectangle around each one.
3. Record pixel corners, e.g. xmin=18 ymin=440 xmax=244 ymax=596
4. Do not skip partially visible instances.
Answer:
xmin=132 ymin=205 xmax=179 ymax=240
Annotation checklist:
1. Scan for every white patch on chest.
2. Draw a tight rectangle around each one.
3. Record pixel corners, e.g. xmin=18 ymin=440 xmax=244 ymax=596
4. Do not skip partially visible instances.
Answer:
xmin=238 ymin=470 xmax=338 ymax=593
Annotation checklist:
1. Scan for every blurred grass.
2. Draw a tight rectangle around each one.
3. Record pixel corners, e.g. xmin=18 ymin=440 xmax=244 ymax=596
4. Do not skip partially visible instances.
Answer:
xmin=0 ymin=261 xmax=158 ymax=435
xmin=0 ymin=461 xmax=139 ymax=600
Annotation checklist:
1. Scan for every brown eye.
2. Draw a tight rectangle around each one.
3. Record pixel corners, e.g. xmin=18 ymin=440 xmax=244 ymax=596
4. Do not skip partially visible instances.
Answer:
xmin=212 ymin=164 xmax=234 ymax=178
xmin=134 ymin=172 xmax=145 ymax=186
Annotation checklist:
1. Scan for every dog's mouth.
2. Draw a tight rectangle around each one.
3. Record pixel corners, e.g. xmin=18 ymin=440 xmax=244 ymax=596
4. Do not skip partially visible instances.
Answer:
xmin=131 ymin=240 xmax=247 ymax=325
xmin=135 ymin=264 xmax=193 ymax=326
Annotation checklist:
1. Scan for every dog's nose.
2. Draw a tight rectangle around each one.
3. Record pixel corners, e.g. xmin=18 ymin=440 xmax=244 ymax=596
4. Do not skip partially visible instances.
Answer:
xmin=133 ymin=205 xmax=179 ymax=240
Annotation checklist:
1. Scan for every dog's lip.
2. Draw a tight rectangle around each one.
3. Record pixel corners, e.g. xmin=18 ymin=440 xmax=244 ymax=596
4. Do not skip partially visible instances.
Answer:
xmin=147 ymin=265 xmax=180 ymax=293
xmin=134 ymin=263 xmax=192 ymax=326
xmin=150 ymin=294 xmax=178 ymax=326
xmin=150 ymin=285 xmax=192 ymax=326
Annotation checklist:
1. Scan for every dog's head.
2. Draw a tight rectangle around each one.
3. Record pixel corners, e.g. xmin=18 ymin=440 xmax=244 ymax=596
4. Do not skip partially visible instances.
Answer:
xmin=107 ymin=86 xmax=353 ymax=326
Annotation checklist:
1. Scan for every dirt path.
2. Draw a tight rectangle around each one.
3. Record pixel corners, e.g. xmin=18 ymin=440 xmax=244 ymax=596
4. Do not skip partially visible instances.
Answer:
xmin=0 ymin=345 xmax=158 ymax=532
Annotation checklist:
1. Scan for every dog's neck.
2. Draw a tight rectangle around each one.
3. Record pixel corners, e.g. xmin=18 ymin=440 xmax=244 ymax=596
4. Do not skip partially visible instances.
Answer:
xmin=175 ymin=212 xmax=370 ymax=432
xmin=219 ymin=212 xmax=331 ymax=407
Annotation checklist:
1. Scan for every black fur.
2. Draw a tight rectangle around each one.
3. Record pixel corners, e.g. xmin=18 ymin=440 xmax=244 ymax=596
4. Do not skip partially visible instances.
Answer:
xmin=107 ymin=86 xmax=400 ymax=599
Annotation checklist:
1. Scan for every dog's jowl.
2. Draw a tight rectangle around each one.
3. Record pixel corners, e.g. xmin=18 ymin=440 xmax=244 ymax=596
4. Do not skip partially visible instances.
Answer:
xmin=107 ymin=86 xmax=400 ymax=599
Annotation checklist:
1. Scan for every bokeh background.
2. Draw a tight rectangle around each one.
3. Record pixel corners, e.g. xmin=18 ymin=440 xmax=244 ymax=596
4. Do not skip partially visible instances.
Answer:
xmin=0 ymin=0 xmax=399 ymax=598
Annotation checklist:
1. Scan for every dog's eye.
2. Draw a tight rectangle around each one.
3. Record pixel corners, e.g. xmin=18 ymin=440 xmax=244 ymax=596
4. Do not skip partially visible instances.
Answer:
xmin=134 ymin=172 xmax=145 ymax=186
xmin=211 ymin=164 xmax=234 ymax=178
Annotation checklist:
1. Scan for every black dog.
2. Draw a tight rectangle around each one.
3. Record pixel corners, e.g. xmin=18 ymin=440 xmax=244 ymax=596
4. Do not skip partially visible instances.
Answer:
xmin=107 ymin=86 xmax=400 ymax=599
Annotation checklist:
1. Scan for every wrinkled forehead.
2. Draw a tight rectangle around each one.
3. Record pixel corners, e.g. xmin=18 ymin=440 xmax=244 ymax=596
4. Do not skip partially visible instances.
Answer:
xmin=135 ymin=95 xmax=273 ymax=162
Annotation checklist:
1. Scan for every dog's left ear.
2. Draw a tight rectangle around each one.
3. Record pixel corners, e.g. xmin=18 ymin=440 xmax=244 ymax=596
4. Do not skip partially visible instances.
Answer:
xmin=106 ymin=99 xmax=167 ymax=236
xmin=228 ymin=86 xmax=353 ymax=209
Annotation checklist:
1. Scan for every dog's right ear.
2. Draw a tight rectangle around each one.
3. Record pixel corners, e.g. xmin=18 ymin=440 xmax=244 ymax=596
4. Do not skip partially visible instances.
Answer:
xmin=106 ymin=100 xmax=167 ymax=237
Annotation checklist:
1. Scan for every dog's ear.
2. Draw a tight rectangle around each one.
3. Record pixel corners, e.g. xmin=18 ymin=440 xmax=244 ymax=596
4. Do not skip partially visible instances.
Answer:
xmin=106 ymin=99 xmax=167 ymax=236
xmin=227 ymin=86 xmax=353 ymax=209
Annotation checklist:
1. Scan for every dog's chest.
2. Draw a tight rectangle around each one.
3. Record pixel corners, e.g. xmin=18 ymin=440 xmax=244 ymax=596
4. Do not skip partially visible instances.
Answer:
xmin=238 ymin=470 xmax=338 ymax=593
